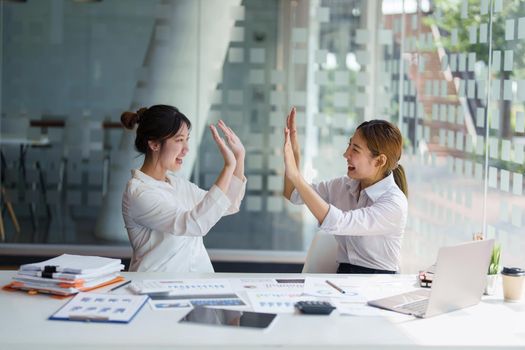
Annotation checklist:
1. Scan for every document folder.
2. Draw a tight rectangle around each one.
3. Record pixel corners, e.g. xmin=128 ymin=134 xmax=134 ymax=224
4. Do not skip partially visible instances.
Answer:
xmin=49 ymin=292 xmax=148 ymax=323
xmin=20 ymin=254 xmax=122 ymax=275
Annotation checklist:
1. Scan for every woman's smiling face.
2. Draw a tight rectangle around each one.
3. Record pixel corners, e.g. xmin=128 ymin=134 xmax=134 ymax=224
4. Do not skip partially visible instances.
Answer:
xmin=158 ymin=123 xmax=190 ymax=172
xmin=343 ymin=130 xmax=379 ymax=181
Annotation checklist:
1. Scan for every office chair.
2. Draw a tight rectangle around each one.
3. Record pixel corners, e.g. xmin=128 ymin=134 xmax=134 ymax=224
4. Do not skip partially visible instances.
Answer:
xmin=301 ymin=231 xmax=339 ymax=273
xmin=0 ymin=152 xmax=21 ymax=241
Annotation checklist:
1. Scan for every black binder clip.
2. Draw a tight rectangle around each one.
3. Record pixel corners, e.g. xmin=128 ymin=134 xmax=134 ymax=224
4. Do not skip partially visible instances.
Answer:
xmin=418 ymin=271 xmax=433 ymax=288
xmin=42 ymin=265 xmax=57 ymax=278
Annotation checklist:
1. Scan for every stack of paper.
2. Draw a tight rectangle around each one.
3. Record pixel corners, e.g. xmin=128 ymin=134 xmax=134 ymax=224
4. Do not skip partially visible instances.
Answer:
xmin=10 ymin=254 xmax=124 ymax=296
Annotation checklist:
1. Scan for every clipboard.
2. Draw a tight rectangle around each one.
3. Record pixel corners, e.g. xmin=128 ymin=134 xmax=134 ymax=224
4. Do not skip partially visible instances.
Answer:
xmin=49 ymin=292 xmax=149 ymax=323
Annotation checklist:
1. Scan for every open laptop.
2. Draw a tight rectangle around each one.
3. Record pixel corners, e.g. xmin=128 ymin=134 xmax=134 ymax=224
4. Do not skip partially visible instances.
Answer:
xmin=367 ymin=239 xmax=494 ymax=318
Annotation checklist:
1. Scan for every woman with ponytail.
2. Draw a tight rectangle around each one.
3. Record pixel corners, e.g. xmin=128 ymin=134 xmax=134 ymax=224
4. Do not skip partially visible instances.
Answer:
xmin=121 ymin=105 xmax=246 ymax=273
xmin=283 ymin=108 xmax=408 ymax=274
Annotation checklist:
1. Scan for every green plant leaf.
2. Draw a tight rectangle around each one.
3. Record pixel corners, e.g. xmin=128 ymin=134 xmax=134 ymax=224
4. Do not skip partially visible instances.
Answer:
xmin=488 ymin=243 xmax=501 ymax=275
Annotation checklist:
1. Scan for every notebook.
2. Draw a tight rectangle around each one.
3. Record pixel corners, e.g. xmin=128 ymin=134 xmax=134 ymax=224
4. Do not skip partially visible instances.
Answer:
xmin=367 ymin=239 xmax=494 ymax=318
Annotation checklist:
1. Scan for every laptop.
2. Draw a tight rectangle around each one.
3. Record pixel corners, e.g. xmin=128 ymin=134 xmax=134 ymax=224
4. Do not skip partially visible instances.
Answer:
xmin=367 ymin=239 xmax=494 ymax=318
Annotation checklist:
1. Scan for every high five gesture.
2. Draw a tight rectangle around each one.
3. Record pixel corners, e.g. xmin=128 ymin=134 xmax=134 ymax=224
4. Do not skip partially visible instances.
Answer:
xmin=283 ymin=107 xmax=301 ymax=199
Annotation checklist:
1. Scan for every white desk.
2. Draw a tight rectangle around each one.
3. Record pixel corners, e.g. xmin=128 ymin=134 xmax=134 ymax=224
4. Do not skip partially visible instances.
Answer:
xmin=0 ymin=136 xmax=50 ymax=147
xmin=0 ymin=271 xmax=524 ymax=349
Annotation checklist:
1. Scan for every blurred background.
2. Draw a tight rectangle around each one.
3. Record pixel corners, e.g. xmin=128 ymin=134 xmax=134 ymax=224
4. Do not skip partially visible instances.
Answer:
xmin=1 ymin=0 xmax=524 ymax=272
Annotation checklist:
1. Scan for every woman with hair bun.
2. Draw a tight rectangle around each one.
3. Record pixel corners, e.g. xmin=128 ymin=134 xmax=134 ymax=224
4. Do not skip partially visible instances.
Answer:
xmin=283 ymin=108 xmax=408 ymax=274
xmin=121 ymin=105 xmax=246 ymax=273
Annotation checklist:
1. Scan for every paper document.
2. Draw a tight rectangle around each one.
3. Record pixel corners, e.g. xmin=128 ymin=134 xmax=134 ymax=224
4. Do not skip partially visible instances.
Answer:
xmin=148 ymin=293 xmax=245 ymax=311
xmin=148 ymin=299 xmax=192 ymax=311
xmin=130 ymin=279 xmax=235 ymax=296
xmin=11 ymin=275 xmax=124 ymax=296
xmin=17 ymin=264 xmax=125 ymax=281
xmin=230 ymin=278 xmax=304 ymax=292
xmin=332 ymin=300 xmax=383 ymax=316
xmin=49 ymin=292 xmax=148 ymax=323
xmin=356 ymin=275 xmax=418 ymax=300
xmin=13 ymin=272 xmax=120 ymax=286
xmin=20 ymin=254 xmax=122 ymax=275
xmin=246 ymin=291 xmax=315 ymax=313
xmin=304 ymin=277 xmax=365 ymax=301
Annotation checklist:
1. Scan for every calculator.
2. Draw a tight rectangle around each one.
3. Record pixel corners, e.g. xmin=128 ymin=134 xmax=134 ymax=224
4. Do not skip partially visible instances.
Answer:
xmin=295 ymin=301 xmax=335 ymax=315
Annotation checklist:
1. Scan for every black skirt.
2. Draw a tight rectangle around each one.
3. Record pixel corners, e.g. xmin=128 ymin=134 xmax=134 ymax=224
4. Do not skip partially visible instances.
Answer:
xmin=337 ymin=263 xmax=396 ymax=274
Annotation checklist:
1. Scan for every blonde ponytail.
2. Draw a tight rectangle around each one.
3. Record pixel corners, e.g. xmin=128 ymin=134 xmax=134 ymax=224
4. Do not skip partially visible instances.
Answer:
xmin=393 ymin=164 xmax=408 ymax=198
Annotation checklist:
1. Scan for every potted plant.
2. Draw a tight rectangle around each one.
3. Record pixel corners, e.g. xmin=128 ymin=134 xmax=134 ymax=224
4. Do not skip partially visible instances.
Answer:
xmin=485 ymin=243 xmax=501 ymax=295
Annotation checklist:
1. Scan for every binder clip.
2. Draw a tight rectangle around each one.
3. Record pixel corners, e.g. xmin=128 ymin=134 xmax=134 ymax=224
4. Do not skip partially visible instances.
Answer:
xmin=42 ymin=265 xmax=57 ymax=278
xmin=418 ymin=271 xmax=433 ymax=288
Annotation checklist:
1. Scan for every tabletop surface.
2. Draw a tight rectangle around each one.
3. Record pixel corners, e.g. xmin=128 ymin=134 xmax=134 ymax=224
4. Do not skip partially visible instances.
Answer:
xmin=0 ymin=271 xmax=524 ymax=349
xmin=0 ymin=135 xmax=50 ymax=146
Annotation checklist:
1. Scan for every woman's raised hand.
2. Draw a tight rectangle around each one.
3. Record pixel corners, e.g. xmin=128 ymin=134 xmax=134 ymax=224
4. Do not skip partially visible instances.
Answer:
xmin=210 ymin=124 xmax=236 ymax=168
xmin=217 ymin=120 xmax=245 ymax=161
xmin=286 ymin=107 xmax=300 ymax=161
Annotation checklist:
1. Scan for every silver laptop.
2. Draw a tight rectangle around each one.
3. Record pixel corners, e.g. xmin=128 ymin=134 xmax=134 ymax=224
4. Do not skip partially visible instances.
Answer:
xmin=367 ymin=239 xmax=494 ymax=318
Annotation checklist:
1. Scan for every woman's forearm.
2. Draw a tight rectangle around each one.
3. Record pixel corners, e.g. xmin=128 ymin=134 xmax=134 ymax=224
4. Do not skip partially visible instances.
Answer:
xmin=215 ymin=165 xmax=235 ymax=193
xmin=283 ymin=177 xmax=295 ymax=200
xmin=293 ymin=176 xmax=330 ymax=224
xmin=233 ymin=156 xmax=245 ymax=181
xmin=283 ymin=155 xmax=300 ymax=200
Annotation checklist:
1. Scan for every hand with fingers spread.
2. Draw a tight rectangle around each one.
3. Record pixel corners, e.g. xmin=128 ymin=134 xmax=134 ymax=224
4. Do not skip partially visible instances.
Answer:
xmin=283 ymin=107 xmax=302 ymax=199
xmin=286 ymin=107 xmax=301 ymax=163
xmin=284 ymin=127 xmax=301 ymax=183
xmin=210 ymin=124 xmax=236 ymax=168
xmin=217 ymin=120 xmax=245 ymax=161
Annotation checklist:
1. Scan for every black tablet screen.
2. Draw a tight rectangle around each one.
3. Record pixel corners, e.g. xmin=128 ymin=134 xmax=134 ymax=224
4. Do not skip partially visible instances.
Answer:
xmin=179 ymin=307 xmax=276 ymax=329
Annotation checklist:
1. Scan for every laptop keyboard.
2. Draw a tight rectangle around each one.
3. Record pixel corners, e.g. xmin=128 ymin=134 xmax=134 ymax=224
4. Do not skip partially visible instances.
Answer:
xmin=397 ymin=298 xmax=429 ymax=314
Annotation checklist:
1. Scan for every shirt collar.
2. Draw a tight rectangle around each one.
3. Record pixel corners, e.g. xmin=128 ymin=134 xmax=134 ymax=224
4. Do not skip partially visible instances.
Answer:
xmin=131 ymin=169 xmax=171 ymax=188
xmin=363 ymin=173 xmax=396 ymax=202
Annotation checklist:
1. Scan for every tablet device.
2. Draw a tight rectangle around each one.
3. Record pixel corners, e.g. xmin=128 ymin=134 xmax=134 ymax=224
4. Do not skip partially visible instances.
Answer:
xmin=179 ymin=307 xmax=276 ymax=329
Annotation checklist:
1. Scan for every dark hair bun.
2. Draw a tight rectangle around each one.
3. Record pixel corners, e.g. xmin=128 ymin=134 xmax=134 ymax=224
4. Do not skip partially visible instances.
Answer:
xmin=121 ymin=107 xmax=147 ymax=130
xmin=121 ymin=111 xmax=139 ymax=129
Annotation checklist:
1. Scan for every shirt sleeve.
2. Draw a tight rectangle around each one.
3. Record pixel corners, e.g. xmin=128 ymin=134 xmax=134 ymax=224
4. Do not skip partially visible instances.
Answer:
xmin=319 ymin=197 xmax=407 ymax=236
xmin=223 ymin=175 xmax=246 ymax=215
xmin=289 ymin=180 xmax=333 ymax=205
xmin=130 ymin=185 xmax=231 ymax=237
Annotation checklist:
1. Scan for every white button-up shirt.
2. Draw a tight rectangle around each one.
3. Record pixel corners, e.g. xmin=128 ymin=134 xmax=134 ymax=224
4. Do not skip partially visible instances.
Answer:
xmin=122 ymin=169 xmax=246 ymax=273
xmin=290 ymin=173 xmax=407 ymax=271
